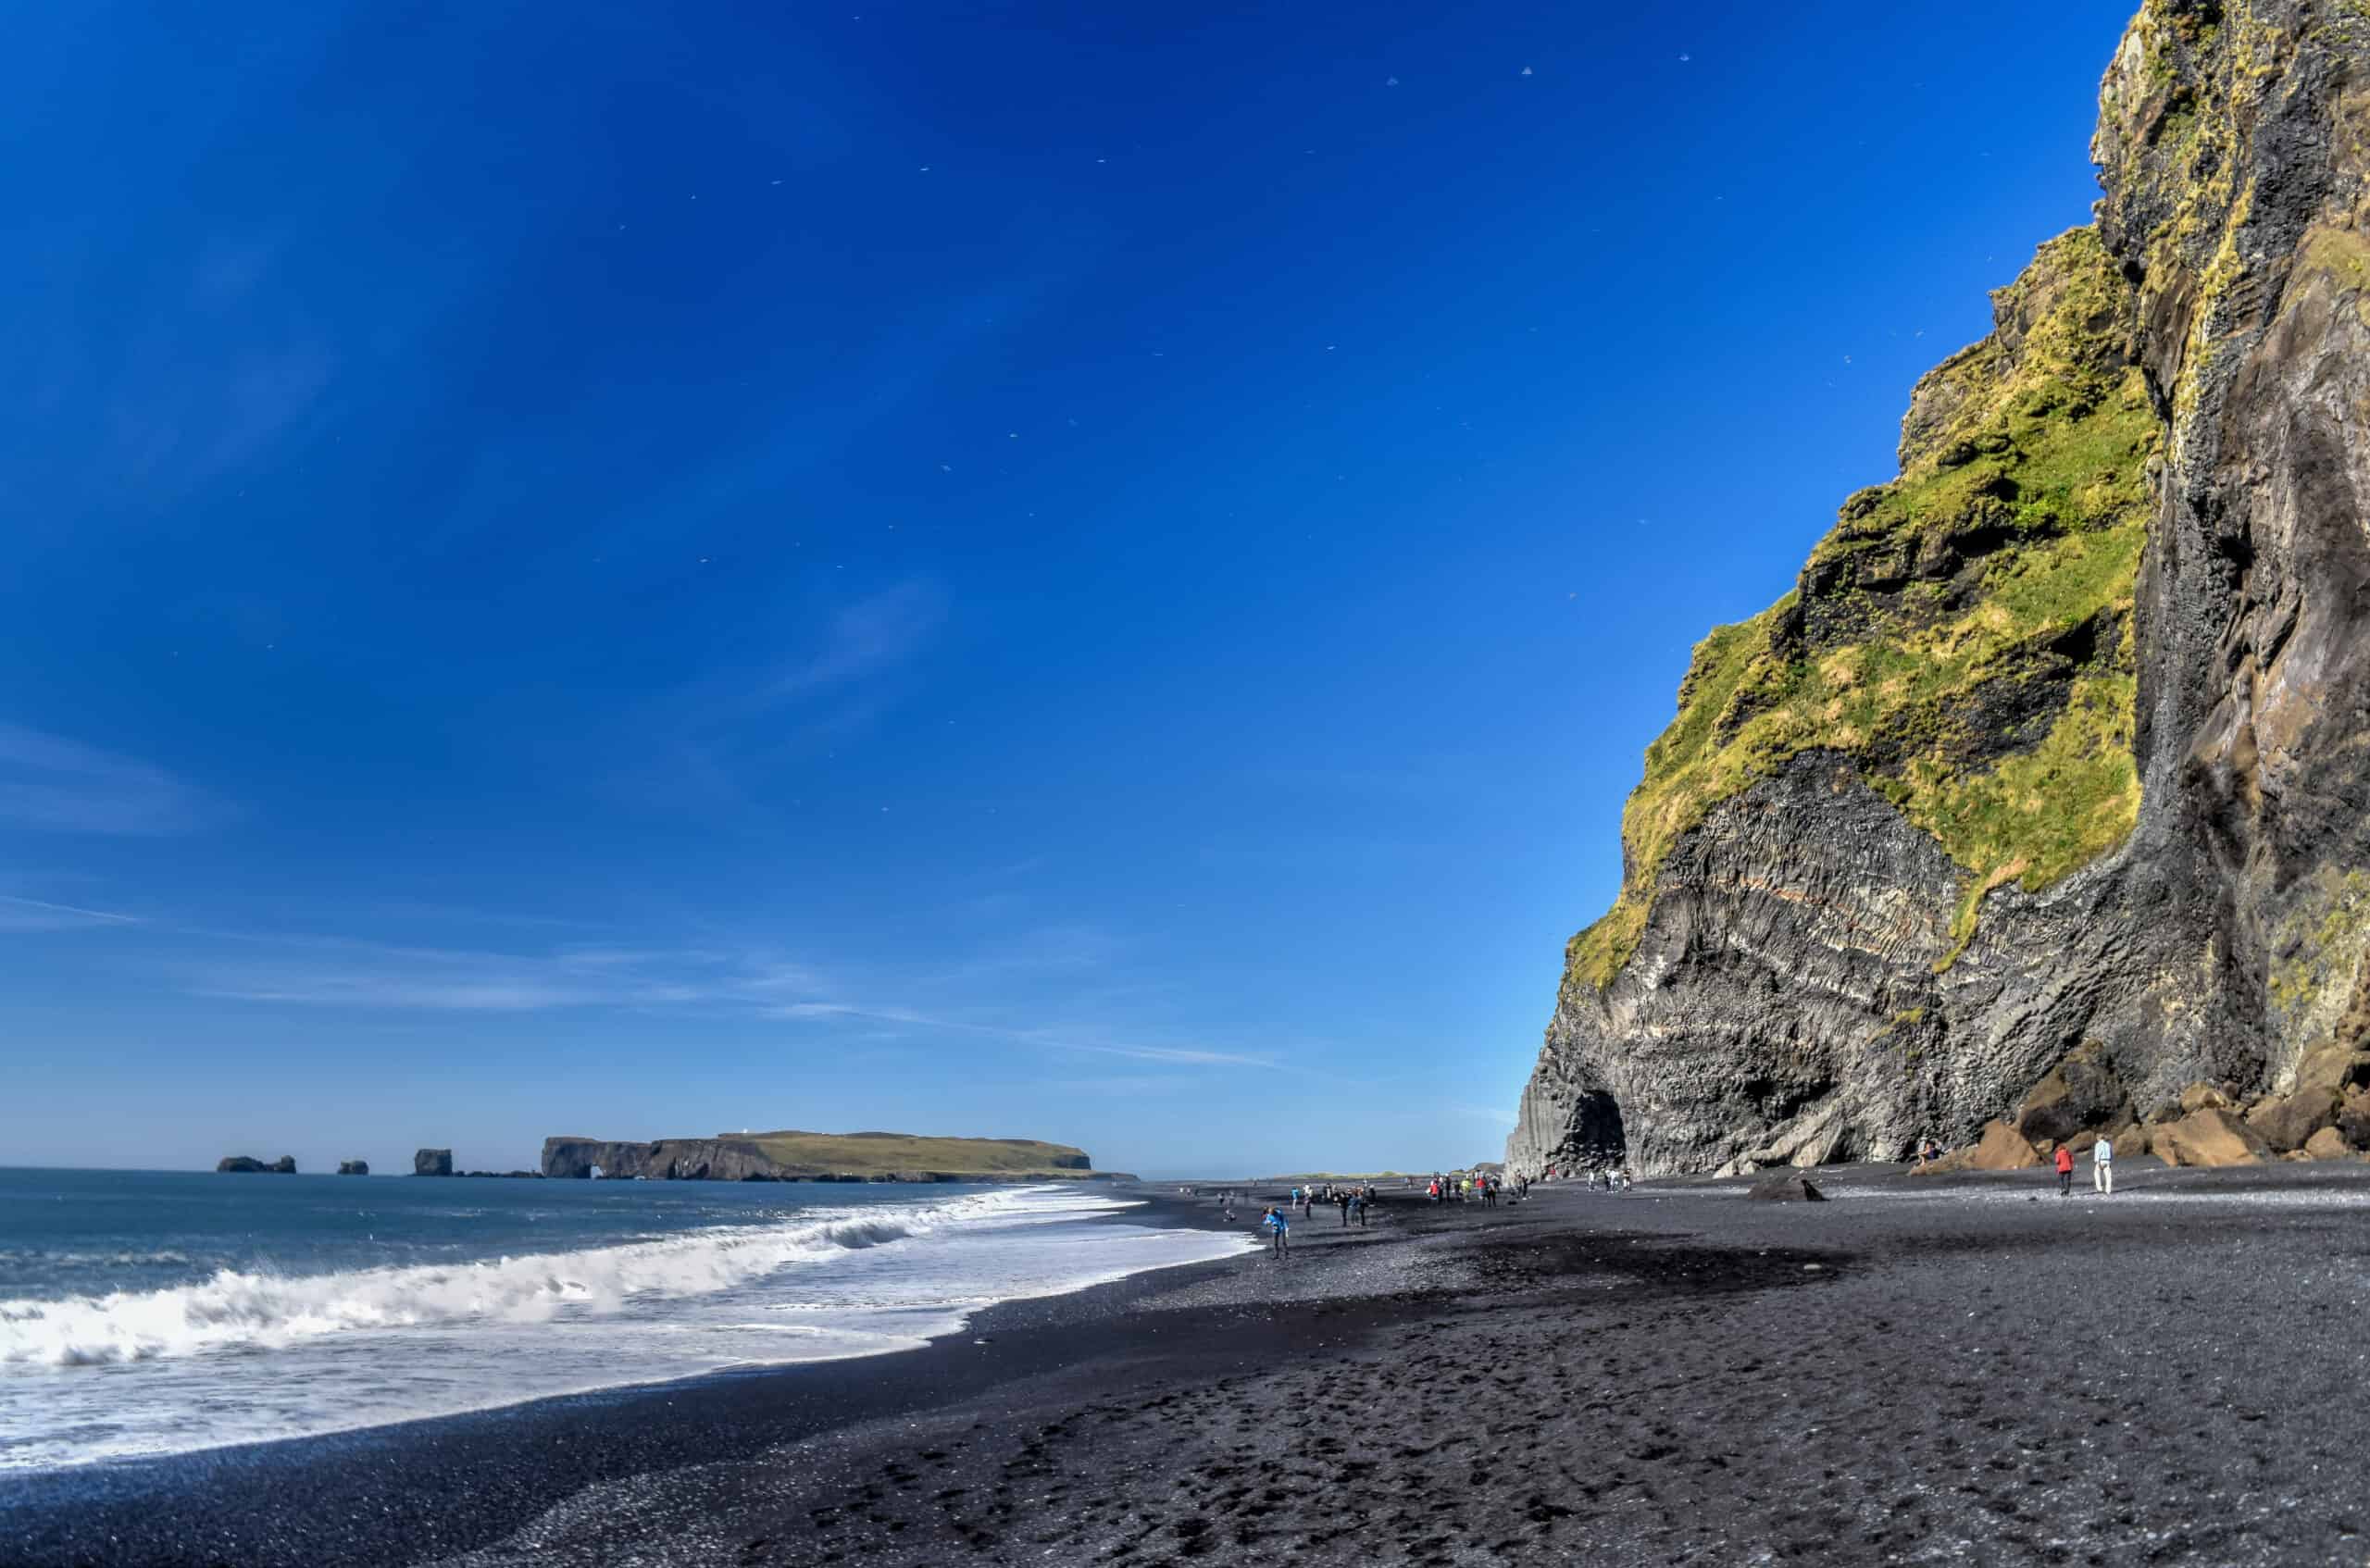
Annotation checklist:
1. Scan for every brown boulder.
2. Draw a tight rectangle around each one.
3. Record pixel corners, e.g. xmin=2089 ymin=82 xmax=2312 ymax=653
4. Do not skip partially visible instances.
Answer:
xmin=2337 ymin=1089 xmax=2370 ymax=1151
xmin=2245 ymin=1087 xmax=2342 ymax=1153
xmin=1921 ymin=1119 xmax=2043 ymax=1175
xmin=2152 ymin=1108 xmax=2271 ymax=1168
xmin=2178 ymin=1082 xmax=2234 ymax=1114
xmin=2302 ymin=1127 xmax=2351 ymax=1161
xmin=2294 ymin=1040 xmax=2370 ymax=1098
xmin=2015 ymin=1042 xmax=2130 ymax=1146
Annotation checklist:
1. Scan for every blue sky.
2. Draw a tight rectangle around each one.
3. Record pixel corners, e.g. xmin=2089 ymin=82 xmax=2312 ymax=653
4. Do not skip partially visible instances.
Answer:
xmin=0 ymin=0 xmax=2136 ymax=1176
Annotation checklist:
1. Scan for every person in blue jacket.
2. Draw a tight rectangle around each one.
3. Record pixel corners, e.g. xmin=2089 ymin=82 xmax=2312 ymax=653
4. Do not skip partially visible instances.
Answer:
xmin=1263 ymin=1205 xmax=1290 ymax=1256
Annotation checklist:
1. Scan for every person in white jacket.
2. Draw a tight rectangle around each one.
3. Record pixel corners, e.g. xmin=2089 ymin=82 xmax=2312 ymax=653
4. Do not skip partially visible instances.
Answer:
xmin=2092 ymin=1134 xmax=2114 ymax=1195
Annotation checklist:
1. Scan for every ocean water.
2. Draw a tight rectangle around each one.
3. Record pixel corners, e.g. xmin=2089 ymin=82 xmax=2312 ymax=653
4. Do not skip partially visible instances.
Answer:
xmin=0 ymin=1169 xmax=1250 ymax=1472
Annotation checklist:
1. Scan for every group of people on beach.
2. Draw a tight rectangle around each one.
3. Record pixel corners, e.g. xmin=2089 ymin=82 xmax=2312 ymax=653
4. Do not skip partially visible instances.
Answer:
xmin=1215 ymin=1127 xmax=2131 ymax=1247
xmin=1291 ymin=1182 xmax=1376 ymax=1227
xmin=1195 ymin=1184 xmax=1379 ymax=1256
xmin=1424 ymin=1171 xmax=1515 ymax=1204
xmin=1511 ymin=1163 xmax=1632 ymax=1191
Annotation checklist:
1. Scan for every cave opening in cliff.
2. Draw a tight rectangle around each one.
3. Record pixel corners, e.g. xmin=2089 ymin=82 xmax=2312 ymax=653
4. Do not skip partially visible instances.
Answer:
xmin=1569 ymin=1090 xmax=1627 ymax=1170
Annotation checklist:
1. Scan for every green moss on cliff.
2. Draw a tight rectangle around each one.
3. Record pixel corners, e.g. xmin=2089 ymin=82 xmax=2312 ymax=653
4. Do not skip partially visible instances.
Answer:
xmin=1568 ymin=229 xmax=2158 ymax=991
xmin=2297 ymin=224 xmax=2370 ymax=327
xmin=2269 ymin=869 xmax=2370 ymax=1023
xmin=742 ymin=1130 xmax=1092 ymax=1176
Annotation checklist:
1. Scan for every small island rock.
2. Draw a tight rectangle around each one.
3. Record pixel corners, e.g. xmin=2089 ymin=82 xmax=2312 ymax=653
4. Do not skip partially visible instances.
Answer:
xmin=414 ymin=1148 xmax=454 ymax=1176
xmin=337 ymin=1160 xmax=369 ymax=1176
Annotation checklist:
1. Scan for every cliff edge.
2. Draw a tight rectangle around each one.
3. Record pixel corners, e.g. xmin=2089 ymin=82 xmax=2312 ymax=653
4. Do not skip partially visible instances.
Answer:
xmin=1511 ymin=0 xmax=2370 ymax=1176
xmin=542 ymin=1129 xmax=1101 ymax=1182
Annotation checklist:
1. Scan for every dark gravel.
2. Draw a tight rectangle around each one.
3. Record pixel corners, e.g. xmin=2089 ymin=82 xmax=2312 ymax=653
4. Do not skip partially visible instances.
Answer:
xmin=7 ymin=1164 xmax=2370 ymax=1566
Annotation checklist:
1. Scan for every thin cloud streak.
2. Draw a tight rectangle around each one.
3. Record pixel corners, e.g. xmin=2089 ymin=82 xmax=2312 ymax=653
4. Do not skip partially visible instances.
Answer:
xmin=0 ymin=893 xmax=146 ymax=931
xmin=176 ymin=930 xmax=827 ymax=1014
xmin=768 ymin=1002 xmax=1271 ymax=1068
xmin=0 ymin=722 xmax=220 ymax=835
xmin=151 ymin=915 xmax=1269 ymax=1074
xmin=764 ymin=580 xmax=947 ymax=702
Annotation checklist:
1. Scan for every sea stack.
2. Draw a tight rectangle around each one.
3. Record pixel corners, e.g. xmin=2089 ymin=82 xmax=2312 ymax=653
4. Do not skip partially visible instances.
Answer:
xmin=217 ymin=1155 xmax=297 ymax=1174
xmin=413 ymin=1148 xmax=454 ymax=1176
xmin=337 ymin=1160 xmax=369 ymax=1176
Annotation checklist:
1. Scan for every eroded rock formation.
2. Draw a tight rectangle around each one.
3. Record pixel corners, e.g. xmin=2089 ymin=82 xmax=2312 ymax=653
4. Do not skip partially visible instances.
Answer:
xmin=541 ymin=1132 xmax=1104 ymax=1182
xmin=1512 ymin=1 xmax=2370 ymax=1176
xmin=543 ymin=1137 xmax=785 ymax=1181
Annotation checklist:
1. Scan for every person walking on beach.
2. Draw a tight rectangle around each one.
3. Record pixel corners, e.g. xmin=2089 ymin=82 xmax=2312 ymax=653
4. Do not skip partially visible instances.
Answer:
xmin=1264 ymin=1206 xmax=1290 ymax=1256
xmin=2092 ymin=1134 xmax=2114 ymax=1196
xmin=2054 ymin=1143 xmax=2075 ymax=1197
xmin=1337 ymin=1189 xmax=1351 ymax=1226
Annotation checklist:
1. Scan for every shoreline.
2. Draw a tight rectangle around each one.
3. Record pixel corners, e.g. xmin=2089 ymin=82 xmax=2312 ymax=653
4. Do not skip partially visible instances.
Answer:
xmin=0 ymin=1185 xmax=1291 ymax=1566
xmin=10 ymin=1164 xmax=2370 ymax=1566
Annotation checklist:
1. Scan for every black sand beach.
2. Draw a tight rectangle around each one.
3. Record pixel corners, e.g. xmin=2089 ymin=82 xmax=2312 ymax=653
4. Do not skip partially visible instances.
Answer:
xmin=7 ymin=1164 xmax=2370 ymax=1567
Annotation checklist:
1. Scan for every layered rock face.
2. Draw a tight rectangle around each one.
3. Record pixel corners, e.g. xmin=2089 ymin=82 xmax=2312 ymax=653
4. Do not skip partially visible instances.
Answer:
xmin=543 ymin=1137 xmax=784 ymax=1181
xmin=541 ymin=1132 xmax=1104 ymax=1181
xmin=1511 ymin=0 xmax=2370 ymax=1176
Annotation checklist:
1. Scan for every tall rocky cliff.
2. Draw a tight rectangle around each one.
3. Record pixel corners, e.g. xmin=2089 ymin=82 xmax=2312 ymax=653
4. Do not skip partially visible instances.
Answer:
xmin=1510 ymin=0 xmax=2370 ymax=1176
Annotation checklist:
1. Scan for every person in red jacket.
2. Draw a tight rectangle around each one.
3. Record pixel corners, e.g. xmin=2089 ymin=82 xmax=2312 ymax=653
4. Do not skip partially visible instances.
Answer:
xmin=2054 ymin=1143 xmax=2075 ymax=1197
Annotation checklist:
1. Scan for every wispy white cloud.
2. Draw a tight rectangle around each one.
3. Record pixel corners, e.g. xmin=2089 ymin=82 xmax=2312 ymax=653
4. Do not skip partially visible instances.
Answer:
xmin=362 ymin=899 xmax=610 ymax=933
xmin=767 ymin=1001 xmax=1270 ymax=1068
xmin=763 ymin=580 xmax=947 ymax=702
xmin=180 ymin=933 xmax=824 ymax=1014
xmin=173 ymin=929 xmax=1257 ymax=1073
xmin=919 ymin=923 xmax=1119 ymax=986
xmin=155 ymin=902 xmax=1264 ymax=1079
xmin=0 ymin=723 xmax=219 ymax=835
xmin=628 ymin=578 xmax=951 ymax=821
xmin=42 ymin=231 xmax=345 ymax=509
xmin=0 ymin=893 xmax=144 ymax=932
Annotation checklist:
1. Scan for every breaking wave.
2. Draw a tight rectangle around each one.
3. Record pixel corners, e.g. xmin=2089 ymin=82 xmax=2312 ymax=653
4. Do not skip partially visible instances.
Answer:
xmin=0 ymin=1190 xmax=1040 ymax=1369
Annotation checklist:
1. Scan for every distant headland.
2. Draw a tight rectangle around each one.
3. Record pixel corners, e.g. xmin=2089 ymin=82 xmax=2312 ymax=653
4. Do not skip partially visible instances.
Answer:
xmin=540 ymin=1129 xmax=1119 ymax=1183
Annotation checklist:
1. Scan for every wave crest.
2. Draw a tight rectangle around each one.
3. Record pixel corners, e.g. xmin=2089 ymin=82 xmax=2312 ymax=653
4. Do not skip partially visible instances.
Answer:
xmin=0 ymin=1192 xmax=1028 ymax=1369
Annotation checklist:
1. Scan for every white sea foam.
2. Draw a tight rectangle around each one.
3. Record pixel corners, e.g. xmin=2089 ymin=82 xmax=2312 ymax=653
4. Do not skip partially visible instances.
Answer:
xmin=0 ymin=1182 xmax=1248 ymax=1472
xmin=0 ymin=1188 xmax=1060 ymax=1369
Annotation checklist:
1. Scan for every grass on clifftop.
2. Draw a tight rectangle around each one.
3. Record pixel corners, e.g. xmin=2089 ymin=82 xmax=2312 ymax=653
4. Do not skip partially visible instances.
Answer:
xmin=734 ymin=1130 xmax=1092 ymax=1176
xmin=1567 ymin=229 xmax=2156 ymax=991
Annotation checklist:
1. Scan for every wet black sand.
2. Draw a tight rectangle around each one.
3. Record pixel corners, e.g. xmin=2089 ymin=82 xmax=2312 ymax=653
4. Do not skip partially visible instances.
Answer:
xmin=7 ymin=1164 xmax=2370 ymax=1566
